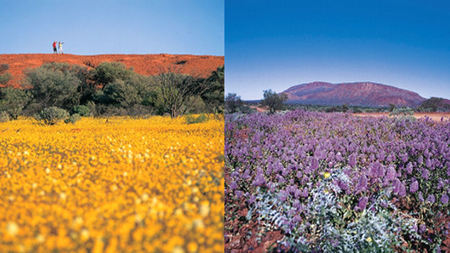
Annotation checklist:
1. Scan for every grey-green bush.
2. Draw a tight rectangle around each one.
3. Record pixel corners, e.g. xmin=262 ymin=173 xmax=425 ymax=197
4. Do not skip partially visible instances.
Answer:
xmin=0 ymin=87 xmax=30 ymax=119
xmin=0 ymin=111 xmax=10 ymax=122
xmin=261 ymin=89 xmax=288 ymax=113
xmin=185 ymin=114 xmax=208 ymax=124
xmin=64 ymin=113 xmax=81 ymax=124
xmin=24 ymin=62 xmax=86 ymax=112
xmin=72 ymin=105 xmax=91 ymax=116
xmin=36 ymin=107 xmax=69 ymax=125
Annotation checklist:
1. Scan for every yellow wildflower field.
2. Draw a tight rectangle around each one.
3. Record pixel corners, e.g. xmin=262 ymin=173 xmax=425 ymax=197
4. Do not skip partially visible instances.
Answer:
xmin=0 ymin=116 xmax=224 ymax=253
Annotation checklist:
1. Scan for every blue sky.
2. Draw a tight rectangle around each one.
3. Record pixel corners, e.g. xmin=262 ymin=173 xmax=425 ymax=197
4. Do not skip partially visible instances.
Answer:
xmin=0 ymin=0 xmax=223 ymax=55
xmin=226 ymin=0 xmax=450 ymax=99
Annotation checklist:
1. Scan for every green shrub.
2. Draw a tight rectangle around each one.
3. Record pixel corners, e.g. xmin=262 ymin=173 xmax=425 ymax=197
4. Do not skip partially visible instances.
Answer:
xmin=72 ymin=105 xmax=91 ymax=116
xmin=261 ymin=89 xmax=288 ymax=113
xmin=185 ymin=114 xmax=208 ymax=124
xmin=0 ymin=111 xmax=10 ymax=122
xmin=0 ymin=73 xmax=11 ymax=85
xmin=24 ymin=62 xmax=86 ymax=111
xmin=36 ymin=107 xmax=69 ymax=125
xmin=0 ymin=87 xmax=30 ymax=119
xmin=64 ymin=113 xmax=81 ymax=124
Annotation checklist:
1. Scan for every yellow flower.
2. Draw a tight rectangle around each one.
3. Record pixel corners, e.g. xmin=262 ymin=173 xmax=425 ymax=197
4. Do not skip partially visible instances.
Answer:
xmin=6 ymin=222 xmax=19 ymax=236
xmin=0 ymin=116 xmax=224 ymax=252
xmin=366 ymin=237 xmax=372 ymax=243
xmin=324 ymin=172 xmax=331 ymax=179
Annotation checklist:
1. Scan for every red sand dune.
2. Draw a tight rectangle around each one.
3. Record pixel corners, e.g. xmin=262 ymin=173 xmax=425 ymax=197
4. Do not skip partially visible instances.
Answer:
xmin=0 ymin=54 xmax=224 ymax=87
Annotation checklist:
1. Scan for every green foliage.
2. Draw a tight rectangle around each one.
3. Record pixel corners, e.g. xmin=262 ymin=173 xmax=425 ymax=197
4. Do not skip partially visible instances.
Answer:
xmin=261 ymin=89 xmax=288 ymax=113
xmin=388 ymin=104 xmax=396 ymax=112
xmin=36 ymin=106 xmax=69 ymax=125
xmin=24 ymin=62 xmax=86 ymax=112
xmin=201 ymin=66 xmax=224 ymax=114
xmin=154 ymin=72 xmax=199 ymax=118
xmin=2 ymin=61 xmax=222 ymax=118
xmin=90 ymin=62 xmax=134 ymax=86
xmin=418 ymin=97 xmax=450 ymax=112
xmin=185 ymin=95 xmax=207 ymax=114
xmin=0 ymin=87 xmax=30 ymax=119
xmin=0 ymin=64 xmax=11 ymax=85
xmin=389 ymin=107 xmax=414 ymax=118
xmin=0 ymin=111 xmax=10 ymax=122
xmin=102 ymin=79 xmax=142 ymax=107
xmin=0 ymin=73 xmax=11 ymax=85
xmin=225 ymin=93 xmax=244 ymax=113
xmin=72 ymin=105 xmax=91 ymax=116
xmin=64 ymin=113 xmax=81 ymax=124
xmin=185 ymin=114 xmax=208 ymax=124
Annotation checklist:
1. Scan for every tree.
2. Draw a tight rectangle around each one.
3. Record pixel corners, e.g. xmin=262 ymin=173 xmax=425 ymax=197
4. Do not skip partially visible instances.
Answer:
xmin=201 ymin=66 xmax=224 ymax=114
xmin=418 ymin=97 xmax=450 ymax=112
xmin=155 ymin=72 xmax=199 ymax=118
xmin=225 ymin=93 xmax=243 ymax=113
xmin=91 ymin=62 xmax=134 ymax=87
xmin=36 ymin=107 xmax=69 ymax=125
xmin=0 ymin=87 xmax=30 ymax=119
xmin=261 ymin=89 xmax=287 ymax=113
xmin=388 ymin=103 xmax=396 ymax=112
xmin=90 ymin=62 xmax=156 ymax=114
xmin=102 ymin=79 xmax=142 ymax=108
xmin=341 ymin=104 xmax=349 ymax=112
xmin=0 ymin=64 xmax=12 ymax=85
xmin=24 ymin=63 xmax=85 ymax=112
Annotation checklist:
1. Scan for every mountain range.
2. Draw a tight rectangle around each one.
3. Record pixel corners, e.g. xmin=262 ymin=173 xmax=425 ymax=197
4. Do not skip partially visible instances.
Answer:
xmin=282 ymin=81 xmax=427 ymax=107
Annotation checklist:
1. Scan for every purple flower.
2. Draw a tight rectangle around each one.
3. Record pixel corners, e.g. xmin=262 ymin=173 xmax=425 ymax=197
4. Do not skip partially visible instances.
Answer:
xmin=418 ymin=192 xmax=424 ymax=202
xmin=398 ymin=183 xmax=406 ymax=197
xmin=300 ymin=188 xmax=309 ymax=198
xmin=427 ymin=194 xmax=435 ymax=204
xmin=410 ymin=180 xmax=419 ymax=193
xmin=422 ymin=169 xmax=430 ymax=180
xmin=405 ymin=162 xmax=413 ymax=174
xmin=426 ymin=158 xmax=432 ymax=168
xmin=356 ymin=175 xmax=368 ymax=193
xmin=253 ymin=173 xmax=266 ymax=187
xmin=385 ymin=166 xmax=397 ymax=181
xmin=230 ymin=181 xmax=238 ymax=190
xmin=279 ymin=190 xmax=288 ymax=202
xmin=349 ymin=153 xmax=357 ymax=168
xmin=441 ymin=194 xmax=448 ymax=205
xmin=310 ymin=158 xmax=319 ymax=171
xmin=419 ymin=224 xmax=427 ymax=233
xmin=357 ymin=196 xmax=368 ymax=210
xmin=418 ymin=155 xmax=423 ymax=165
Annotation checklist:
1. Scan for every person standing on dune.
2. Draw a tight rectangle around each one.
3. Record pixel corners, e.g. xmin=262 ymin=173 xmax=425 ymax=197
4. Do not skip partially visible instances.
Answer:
xmin=52 ymin=41 xmax=57 ymax=54
xmin=58 ymin=41 xmax=64 ymax=55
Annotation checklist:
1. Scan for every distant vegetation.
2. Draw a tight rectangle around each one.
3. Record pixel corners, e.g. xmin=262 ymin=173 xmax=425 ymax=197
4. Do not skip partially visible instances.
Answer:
xmin=261 ymin=89 xmax=287 ymax=113
xmin=225 ymin=91 xmax=450 ymax=114
xmin=0 ymin=62 xmax=223 ymax=123
xmin=417 ymin=97 xmax=450 ymax=112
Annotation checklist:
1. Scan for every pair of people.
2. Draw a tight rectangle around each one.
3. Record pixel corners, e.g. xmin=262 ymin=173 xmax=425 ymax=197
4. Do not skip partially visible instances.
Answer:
xmin=52 ymin=41 xmax=64 ymax=54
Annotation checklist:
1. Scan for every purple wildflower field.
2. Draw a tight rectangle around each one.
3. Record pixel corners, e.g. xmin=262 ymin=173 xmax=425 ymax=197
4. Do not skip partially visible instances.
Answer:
xmin=225 ymin=110 xmax=449 ymax=252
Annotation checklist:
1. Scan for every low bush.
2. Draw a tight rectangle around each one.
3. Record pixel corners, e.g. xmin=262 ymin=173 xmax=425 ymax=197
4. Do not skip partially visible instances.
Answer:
xmin=64 ymin=113 xmax=81 ymax=124
xmin=0 ymin=111 xmax=10 ymax=122
xmin=72 ymin=105 xmax=91 ymax=116
xmin=36 ymin=107 xmax=69 ymax=125
xmin=185 ymin=114 xmax=208 ymax=124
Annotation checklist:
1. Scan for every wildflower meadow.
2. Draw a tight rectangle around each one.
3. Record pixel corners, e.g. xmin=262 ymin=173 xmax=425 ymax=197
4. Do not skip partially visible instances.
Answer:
xmin=225 ymin=110 xmax=449 ymax=252
xmin=0 ymin=116 xmax=224 ymax=252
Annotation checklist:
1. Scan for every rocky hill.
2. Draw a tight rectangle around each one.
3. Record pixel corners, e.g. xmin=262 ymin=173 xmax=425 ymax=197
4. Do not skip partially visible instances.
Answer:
xmin=283 ymin=81 xmax=426 ymax=107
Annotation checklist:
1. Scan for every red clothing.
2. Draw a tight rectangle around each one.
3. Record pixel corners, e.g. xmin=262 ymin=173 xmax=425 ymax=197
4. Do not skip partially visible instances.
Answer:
xmin=52 ymin=42 xmax=56 ymax=48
